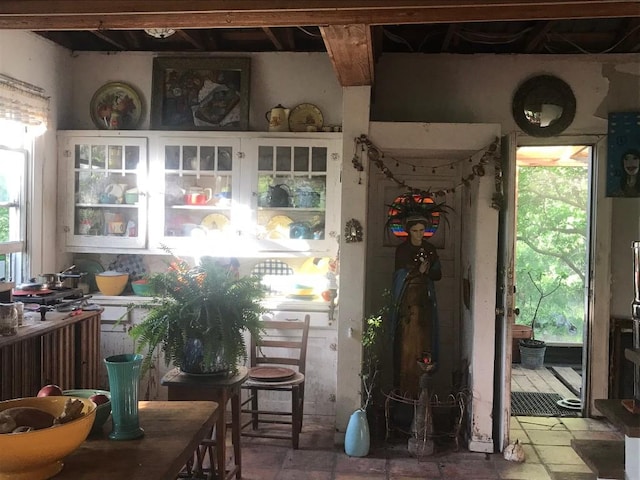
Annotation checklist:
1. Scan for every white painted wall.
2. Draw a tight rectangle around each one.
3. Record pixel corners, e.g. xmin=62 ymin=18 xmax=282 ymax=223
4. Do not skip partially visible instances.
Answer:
xmin=63 ymin=51 xmax=343 ymax=132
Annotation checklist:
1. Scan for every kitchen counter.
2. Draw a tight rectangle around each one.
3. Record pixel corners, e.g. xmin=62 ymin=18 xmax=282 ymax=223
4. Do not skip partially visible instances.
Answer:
xmin=0 ymin=309 xmax=102 ymax=400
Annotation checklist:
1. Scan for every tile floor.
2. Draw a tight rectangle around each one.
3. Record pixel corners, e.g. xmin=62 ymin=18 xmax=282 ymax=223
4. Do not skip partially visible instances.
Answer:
xmin=235 ymin=415 xmax=624 ymax=480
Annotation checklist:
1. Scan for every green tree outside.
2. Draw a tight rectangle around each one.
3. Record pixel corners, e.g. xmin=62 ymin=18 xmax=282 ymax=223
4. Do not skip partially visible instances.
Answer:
xmin=515 ymin=165 xmax=588 ymax=344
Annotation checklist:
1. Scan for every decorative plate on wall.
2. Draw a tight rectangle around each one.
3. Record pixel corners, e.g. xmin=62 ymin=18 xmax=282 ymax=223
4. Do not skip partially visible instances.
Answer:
xmin=90 ymin=82 xmax=143 ymax=130
xmin=288 ymin=103 xmax=323 ymax=132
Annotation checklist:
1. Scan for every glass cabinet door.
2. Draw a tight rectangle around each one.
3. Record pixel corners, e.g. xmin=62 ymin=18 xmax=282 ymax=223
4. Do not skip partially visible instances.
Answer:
xmin=246 ymin=137 xmax=341 ymax=254
xmin=151 ymin=137 xmax=241 ymax=251
xmin=63 ymin=136 xmax=147 ymax=249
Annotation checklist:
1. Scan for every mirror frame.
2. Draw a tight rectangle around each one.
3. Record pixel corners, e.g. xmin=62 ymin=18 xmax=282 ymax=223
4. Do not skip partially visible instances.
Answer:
xmin=511 ymin=75 xmax=576 ymax=137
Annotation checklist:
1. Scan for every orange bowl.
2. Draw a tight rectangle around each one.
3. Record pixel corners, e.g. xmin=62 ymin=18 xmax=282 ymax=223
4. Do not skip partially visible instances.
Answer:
xmin=0 ymin=396 xmax=96 ymax=480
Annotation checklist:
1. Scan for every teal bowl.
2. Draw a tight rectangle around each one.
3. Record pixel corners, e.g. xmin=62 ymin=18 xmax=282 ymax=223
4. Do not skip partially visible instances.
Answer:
xmin=63 ymin=389 xmax=111 ymax=433
xmin=131 ymin=279 xmax=155 ymax=297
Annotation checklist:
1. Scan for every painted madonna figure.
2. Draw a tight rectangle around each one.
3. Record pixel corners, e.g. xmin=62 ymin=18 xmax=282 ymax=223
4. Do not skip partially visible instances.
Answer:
xmin=391 ymin=215 xmax=442 ymax=398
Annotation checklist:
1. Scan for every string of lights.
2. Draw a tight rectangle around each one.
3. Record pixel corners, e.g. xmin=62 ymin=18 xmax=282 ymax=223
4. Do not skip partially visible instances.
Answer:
xmin=353 ymin=134 xmax=501 ymax=198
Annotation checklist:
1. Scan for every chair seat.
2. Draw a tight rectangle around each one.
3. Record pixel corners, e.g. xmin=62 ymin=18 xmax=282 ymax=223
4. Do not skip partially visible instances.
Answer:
xmin=244 ymin=371 xmax=304 ymax=388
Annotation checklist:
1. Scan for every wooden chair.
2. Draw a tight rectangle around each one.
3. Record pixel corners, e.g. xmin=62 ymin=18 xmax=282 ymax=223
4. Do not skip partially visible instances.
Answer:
xmin=240 ymin=315 xmax=310 ymax=449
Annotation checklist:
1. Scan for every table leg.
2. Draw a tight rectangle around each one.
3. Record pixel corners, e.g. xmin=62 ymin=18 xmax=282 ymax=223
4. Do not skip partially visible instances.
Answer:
xmin=231 ymin=390 xmax=241 ymax=479
xmin=216 ymin=390 xmax=228 ymax=480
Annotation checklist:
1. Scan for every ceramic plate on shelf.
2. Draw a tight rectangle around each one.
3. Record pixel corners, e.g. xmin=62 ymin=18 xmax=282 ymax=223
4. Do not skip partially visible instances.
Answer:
xmin=288 ymin=103 xmax=323 ymax=132
xmin=90 ymin=82 xmax=143 ymax=130
xmin=201 ymin=213 xmax=229 ymax=231
xmin=265 ymin=215 xmax=293 ymax=232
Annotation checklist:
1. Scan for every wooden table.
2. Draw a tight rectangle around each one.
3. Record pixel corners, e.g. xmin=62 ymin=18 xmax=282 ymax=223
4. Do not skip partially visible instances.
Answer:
xmin=161 ymin=366 xmax=248 ymax=480
xmin=57 ymin=400 xmax=219 ymax=480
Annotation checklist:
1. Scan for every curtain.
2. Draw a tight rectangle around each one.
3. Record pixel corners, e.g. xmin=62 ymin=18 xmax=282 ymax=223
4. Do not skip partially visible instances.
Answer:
xmin=0 ymin=73 xmax=49 ymax=128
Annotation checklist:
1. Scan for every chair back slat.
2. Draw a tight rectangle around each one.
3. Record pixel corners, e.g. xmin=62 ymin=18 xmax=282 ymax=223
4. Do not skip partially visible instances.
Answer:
xmin=250 ymin=315 xmax=310 ymax=375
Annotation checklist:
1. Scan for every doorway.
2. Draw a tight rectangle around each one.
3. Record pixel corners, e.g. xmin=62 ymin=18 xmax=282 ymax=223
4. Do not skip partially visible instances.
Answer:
xmin=510 ymin=144 xmax=592 ymax=417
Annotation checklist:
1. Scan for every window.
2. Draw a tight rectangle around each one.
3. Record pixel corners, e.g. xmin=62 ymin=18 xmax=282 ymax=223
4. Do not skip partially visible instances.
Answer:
xmin=0 ymin=142 xmax=27 ymax=284
xmin=0 ymin=74 xmax=48 ymax=285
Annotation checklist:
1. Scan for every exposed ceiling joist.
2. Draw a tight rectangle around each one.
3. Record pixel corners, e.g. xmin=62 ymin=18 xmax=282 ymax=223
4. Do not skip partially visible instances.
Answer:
xmin=174 ymin=29 xmax=206 ymax=50
xmin=321 ymin=24 xmax=374 ymax=86
xmin=90 ymin=30 xmax=127 ymax=50
xmin=262 ymin=27 xmax=284 ymax=50
xmin=0 ymin=1 xmax=638 ymax=30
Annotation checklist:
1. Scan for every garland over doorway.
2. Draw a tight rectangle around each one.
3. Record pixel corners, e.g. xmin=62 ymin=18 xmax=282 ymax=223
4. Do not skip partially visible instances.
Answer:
xmin=352 ymin=134 xmax=501 ymax=203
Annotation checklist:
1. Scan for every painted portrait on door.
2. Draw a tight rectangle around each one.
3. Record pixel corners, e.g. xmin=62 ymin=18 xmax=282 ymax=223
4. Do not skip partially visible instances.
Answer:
xmin=607 ymin=112 xmax=640 ymax=197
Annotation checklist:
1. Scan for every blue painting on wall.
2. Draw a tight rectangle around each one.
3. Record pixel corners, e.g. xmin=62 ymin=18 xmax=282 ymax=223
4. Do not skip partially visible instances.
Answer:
xmin=607 ymin=112 xmax=640 ymax=197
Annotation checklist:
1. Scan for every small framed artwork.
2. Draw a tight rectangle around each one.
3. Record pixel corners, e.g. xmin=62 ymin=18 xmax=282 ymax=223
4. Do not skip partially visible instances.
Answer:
xmin=151 ymin=57 xmax=250 ymax=130
xmin=607 ymin=112 xmax=640 ymax=197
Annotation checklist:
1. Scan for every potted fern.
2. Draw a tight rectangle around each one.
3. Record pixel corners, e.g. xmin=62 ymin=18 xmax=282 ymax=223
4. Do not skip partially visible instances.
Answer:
xmin=130 ymin=253 xmax=267 ymax=376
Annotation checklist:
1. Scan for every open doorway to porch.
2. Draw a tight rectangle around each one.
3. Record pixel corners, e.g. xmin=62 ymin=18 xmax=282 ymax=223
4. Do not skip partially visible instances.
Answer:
xmin=510 ymin=144 xmax=592 ymax=417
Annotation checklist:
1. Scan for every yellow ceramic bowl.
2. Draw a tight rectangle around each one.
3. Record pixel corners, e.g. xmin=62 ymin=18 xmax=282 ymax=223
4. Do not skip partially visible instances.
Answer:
xmin=95 ymin=271 xmax=129 ymax=296
xmin=0 ymin=396 xmax=96 ymax=480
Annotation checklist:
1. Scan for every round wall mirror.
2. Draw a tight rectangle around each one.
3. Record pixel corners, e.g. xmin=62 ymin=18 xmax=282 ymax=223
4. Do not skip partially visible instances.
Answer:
xmin=511 ymin=75 xmax=576 ymax=137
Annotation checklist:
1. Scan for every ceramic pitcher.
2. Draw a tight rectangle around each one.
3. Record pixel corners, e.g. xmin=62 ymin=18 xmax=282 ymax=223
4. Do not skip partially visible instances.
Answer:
xmin=265 ymin=104 xmax=290 ymax=132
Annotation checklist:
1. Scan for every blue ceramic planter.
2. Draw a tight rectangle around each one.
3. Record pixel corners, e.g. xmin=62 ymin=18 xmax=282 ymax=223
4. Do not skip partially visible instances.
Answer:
xmin=344 ymin=409 xmax=370 ymax=457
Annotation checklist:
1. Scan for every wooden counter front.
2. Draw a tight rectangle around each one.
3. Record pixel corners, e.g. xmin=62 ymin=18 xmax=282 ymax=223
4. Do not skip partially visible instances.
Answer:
xmin=0 ymin=310 xmax=102 ymax=400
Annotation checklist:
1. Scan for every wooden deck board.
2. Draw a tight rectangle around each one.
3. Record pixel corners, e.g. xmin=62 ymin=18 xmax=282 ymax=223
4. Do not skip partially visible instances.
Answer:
xmin=571 ymin=439 xmax=624 ymax=480
xmin=550 ymin=366 xmax=582 ymax=397
xmin=511 ymin=364 xmax=577 ymax=399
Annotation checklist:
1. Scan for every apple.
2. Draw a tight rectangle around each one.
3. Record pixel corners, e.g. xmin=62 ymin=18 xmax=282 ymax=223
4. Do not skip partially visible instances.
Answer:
xmin=37 ymin=384 xmax=63 ymax=397
xmin=89 ymin=394 xmax=110 ymax=406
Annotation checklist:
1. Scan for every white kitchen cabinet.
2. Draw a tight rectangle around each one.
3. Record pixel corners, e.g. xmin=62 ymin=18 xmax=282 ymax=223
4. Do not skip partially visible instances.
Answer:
xmin=59 ymin=134 xmax=148 ymax=251
xmin=59 ymin=131 xmax=341 ymax=257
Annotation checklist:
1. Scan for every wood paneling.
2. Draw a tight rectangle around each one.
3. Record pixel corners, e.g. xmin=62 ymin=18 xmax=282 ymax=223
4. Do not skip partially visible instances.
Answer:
xmin=0 ymin=311 xmax=102 ymax=400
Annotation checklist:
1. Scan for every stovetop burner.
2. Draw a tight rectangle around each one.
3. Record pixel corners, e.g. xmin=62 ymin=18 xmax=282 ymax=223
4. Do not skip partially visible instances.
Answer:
xmin=13 ymin=287 xmax=90 ymax=320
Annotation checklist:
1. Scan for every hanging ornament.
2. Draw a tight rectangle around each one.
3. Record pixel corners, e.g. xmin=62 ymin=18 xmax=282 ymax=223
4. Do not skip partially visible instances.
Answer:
xmin=344 ymin=219 xmax=364 ymax=243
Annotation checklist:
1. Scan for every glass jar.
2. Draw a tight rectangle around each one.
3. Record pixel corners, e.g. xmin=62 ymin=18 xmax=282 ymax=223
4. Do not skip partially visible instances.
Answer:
xmin=0 ymin=303 xmax=18 ymax=336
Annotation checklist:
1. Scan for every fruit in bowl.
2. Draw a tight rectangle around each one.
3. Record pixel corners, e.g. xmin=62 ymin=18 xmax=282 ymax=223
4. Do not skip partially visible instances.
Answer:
xmin=0 ymin=396 xmax=96 ymax=479
xmin=63 ymin=389 xmax=111 ymax=433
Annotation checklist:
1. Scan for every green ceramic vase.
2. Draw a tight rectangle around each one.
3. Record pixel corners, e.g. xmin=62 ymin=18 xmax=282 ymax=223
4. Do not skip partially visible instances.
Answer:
xmin=104 ymin=353 xmax=145 ymax=440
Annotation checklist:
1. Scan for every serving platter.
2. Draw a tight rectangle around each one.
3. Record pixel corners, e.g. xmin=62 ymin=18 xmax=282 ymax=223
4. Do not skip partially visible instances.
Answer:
xmin=288 ymin=103 xmax=323 ymax=132
xmin=249 ymin=366 xmax=296 ymax=382
xmin=201 ymin=213 xmax=229 ymax=231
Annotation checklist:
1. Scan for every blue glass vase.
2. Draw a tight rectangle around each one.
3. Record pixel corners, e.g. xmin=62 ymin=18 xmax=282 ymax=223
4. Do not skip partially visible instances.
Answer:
xmin=344 ymin=409 xmax=370 ymax=457
xmin=104 ymin=353 xmax=145 ymax=440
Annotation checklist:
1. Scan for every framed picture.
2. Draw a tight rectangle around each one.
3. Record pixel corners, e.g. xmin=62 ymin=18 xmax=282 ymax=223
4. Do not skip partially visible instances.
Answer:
xmin=151 ymin=57 xmax=250 ymax=131
xmin=606 ymin=112 xmax=640 ymax=197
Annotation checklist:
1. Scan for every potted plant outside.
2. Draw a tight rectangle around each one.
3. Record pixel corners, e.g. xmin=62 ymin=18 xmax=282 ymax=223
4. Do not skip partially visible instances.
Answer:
xmin=130 ymin=253 xmax=267 ymax=376
xmin=518 ymin=273 xmax=559 ymax=369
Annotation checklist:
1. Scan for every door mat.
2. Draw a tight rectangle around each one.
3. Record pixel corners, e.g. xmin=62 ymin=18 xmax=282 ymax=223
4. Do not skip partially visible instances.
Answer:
xmin=511 ymin=392 xmax=581 ymax=417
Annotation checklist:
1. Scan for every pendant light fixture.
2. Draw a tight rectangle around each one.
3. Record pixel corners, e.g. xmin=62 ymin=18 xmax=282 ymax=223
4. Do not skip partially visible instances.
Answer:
xmin=144 ymin=28 xmax=176 ymax=39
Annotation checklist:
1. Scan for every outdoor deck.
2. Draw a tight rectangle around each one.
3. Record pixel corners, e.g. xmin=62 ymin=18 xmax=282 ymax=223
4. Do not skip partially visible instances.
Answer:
xmin=511 ymin=363 xmax=582 ymax=399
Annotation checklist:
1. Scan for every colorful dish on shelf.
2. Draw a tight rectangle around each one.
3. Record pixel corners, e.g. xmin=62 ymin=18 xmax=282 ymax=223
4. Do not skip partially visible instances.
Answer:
xmin=201 ymin=213 xmax=229 ymax=231
xmin=266 ymin=215 xmax=293 ymax=231
xmin=90 ymin=82 xmax=143 ymax=130
xmin=288 ymin=103 xmax=323 ymax=132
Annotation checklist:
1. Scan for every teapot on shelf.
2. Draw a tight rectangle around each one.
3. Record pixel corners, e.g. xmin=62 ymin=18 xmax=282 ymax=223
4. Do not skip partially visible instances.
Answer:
xmin=268 ymin=184 xmax=291 ymax=207
xmin=265 ymin=104 xmax=290 ymax=132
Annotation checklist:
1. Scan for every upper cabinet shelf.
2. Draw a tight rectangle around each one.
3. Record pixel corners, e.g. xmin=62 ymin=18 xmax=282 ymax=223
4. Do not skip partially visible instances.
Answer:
xmin=58 ymin=131 xmax=341 ymax=257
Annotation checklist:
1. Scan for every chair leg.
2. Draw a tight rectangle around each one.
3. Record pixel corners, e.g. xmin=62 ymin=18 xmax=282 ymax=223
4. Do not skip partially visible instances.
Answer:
xmin=292 ymin=385 xmax=301 ymax=449
xmin=250 ymin=387 xmax=259 ymax=430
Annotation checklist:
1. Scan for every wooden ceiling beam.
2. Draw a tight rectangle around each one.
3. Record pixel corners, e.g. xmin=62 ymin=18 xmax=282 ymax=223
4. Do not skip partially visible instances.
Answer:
xmin=0 ymin=1 xmax=638 ymax=30
xmin=321 ymin=24 xmax=373 ymax=87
